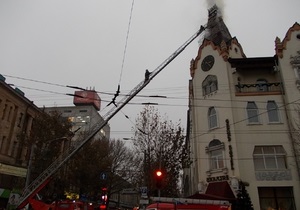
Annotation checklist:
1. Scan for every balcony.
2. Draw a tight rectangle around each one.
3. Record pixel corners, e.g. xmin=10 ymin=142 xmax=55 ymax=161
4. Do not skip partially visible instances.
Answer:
xmin=235 ymin=82 xmax=283 ymax=96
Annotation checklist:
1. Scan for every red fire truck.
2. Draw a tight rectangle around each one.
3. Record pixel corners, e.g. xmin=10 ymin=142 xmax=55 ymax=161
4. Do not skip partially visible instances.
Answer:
xmin=28 ymin=198 xmax=94 ymax=210
xmin=146 ymin=197 xmax=231 ymax=210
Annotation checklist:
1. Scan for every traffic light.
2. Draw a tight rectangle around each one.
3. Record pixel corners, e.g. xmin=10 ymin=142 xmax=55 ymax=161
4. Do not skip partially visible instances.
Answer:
xmin=155 ymin=170 xmax=163 ymax=189
xmin=101 ymin=187 xmax=107 ymax=204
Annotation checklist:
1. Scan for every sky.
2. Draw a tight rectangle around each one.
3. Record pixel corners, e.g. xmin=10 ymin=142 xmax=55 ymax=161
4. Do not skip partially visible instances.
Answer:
xmin=0 ymin=0 xmax=299 ymax=140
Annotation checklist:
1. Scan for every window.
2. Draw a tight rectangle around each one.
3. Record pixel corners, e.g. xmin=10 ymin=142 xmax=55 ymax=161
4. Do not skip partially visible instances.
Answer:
xmin=267 ymin=101 xmax=280 ymax=123
xmin=208 ymin=139 xmax=225 ymax=170
xmin=11 ymin=141 xmax=17 ymax=157
xmin=2 ymin=104 xmax=7 ymax=120
xmin=258 ymin=187 xmax=296 ymax=210
xmin=256 ymin=79 xmax=268 ymax=92
xmin=202 ymin=75 xmax=218 ymax=96
xmin=0 ymin=136 xmax=6 ymax=154
xmin=247 ymin=102 xmax=259 ymax=124
xmin=253 ymin=146 xmax=287 ymax=170
xmin=18 ymin=113 xmax=24 ymax=127
xmin=58 ymin=204 xmax=71 ymax=208
xmin=296 ymin=66 xmax=300 ymax=79
xmin=7 ymin=106 xmax=13 ymax=122
xmin=208 ymin=107 xmax=218 ymax=129
xmin=210 ymin=150 xmax=225 ymax=169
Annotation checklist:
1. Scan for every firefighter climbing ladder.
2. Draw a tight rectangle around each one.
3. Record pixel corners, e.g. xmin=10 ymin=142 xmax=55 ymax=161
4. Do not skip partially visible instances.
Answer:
xmin=17 ymin=25 xmax=206 ymax=209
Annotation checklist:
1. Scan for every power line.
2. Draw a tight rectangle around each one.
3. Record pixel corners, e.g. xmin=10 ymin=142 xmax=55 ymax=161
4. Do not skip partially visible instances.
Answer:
xmin=5 ymin=73 xmax=298 ymax=107
xmin=12 ymin=82 xmax=292 ymax=108
xmin=119 ymin=0 xmax=135 ymax=85
xmin=189 ymin=98 xmax=300 ymax=141
xmin=5 ymin=74 xmax=300 ymax=122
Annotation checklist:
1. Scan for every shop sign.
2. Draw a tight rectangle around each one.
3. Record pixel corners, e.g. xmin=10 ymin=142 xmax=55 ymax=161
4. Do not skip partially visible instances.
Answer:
xmin=0 ymin=163 xmax=27 ymax=177
xmin=206 ymin=175 xmax=229 ymax=183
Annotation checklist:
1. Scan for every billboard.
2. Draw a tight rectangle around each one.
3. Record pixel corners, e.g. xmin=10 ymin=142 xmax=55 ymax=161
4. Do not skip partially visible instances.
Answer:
xmin=73 ymin=90 xmax=101 ymax=111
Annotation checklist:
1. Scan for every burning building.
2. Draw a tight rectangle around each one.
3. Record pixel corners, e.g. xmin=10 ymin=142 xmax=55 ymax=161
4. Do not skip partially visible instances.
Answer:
xmin=185 ymin=4 xmax=300 ymax=210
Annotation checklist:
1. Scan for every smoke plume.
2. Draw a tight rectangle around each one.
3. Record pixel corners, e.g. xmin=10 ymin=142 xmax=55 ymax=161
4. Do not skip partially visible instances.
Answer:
xmin=206 ymin=0 xmax=225 ymax=18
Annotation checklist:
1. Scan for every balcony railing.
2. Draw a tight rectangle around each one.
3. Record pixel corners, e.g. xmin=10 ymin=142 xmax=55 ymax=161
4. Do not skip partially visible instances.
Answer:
xmin=235 ymin=82 xmax=283 ymax=95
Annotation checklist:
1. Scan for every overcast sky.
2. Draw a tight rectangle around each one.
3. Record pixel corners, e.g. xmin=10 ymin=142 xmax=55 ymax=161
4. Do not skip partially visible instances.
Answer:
xmin=0 ymin=0 xmax=299 ymax=140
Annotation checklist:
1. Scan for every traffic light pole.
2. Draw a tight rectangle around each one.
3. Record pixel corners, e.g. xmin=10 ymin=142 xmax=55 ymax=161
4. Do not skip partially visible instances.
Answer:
xmin=158 ymin=149 xmax=161 ymax=198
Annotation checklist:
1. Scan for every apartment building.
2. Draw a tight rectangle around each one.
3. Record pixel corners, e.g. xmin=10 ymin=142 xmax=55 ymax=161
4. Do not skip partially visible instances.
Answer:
xmin=0 ymin=74 xmax=41 ymax=207
xmin=44 ymin=90 xmax=110 ymax=142
xmin=185 ymin=5 xmax=300 ymax=210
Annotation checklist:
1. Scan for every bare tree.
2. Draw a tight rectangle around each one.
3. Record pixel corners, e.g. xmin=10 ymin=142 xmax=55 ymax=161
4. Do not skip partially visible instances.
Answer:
xmin=132 ymin=106 xmax=190 ymax=197
xmin=19 ymin=110 xmax=73 ymax=201
xmin=19 ymin=110 xmax=141 ymax=204
xmin=66 ymin=138 xmax=141 ymax=204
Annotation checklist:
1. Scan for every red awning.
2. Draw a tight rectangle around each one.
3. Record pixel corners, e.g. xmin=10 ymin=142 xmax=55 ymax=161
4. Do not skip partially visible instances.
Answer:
xmin=205 ymin=181 xmax=236 ymax=200
xmin=188 ymin=181 xmax=236 ymax=201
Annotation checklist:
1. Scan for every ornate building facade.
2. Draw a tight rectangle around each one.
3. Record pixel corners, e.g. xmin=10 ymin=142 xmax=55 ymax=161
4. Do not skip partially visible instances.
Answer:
xmin=185 ymin=5 xmax=300 ymax=210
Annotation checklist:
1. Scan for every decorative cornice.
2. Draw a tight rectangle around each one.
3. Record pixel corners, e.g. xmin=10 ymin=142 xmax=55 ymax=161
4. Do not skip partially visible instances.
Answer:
xmin=190 ymin=37 xmax=246 ymax=79
xmin=230 ymin=37 xmax=246 ymax=58
xmin=190 ymin=59 xmax=195 ymax=78
xmin=276 ymin=22 xmax=300 ymax=58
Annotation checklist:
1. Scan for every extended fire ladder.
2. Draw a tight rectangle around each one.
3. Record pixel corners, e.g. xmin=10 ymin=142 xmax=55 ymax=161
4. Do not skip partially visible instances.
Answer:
xmin=17 ymin=25 xmax=206 ymax=209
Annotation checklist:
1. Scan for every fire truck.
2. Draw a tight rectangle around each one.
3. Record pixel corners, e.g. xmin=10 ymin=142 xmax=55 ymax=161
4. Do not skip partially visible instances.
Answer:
xmin=146 ymin=197 xmax=231 ymax=210
xmin=16 ymin=25 xmax=207 ymax=209
xmin=28 ymin=198 xmax=94 ymax=210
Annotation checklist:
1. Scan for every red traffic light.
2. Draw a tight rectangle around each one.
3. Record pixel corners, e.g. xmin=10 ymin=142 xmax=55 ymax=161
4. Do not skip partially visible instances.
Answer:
xmin=155 ymin=170 xmax=163 ymax=189
xmin=156 ymin=170 xmax=162 ymax=177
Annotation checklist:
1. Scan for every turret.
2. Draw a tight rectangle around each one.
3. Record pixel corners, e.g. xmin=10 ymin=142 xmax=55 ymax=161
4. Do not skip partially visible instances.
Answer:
xmin=204 ymin=4 xmax=232 ymax=46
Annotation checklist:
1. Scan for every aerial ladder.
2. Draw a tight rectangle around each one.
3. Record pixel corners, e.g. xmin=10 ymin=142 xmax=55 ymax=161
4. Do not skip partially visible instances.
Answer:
xmin=17 ymin=25 xmax=206 ymax=209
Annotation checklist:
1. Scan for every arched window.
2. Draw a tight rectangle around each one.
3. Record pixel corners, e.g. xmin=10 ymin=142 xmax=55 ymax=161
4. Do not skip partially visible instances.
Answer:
xmin=267 ymin=101 xmax=280 ymax=123
xmin=256 ymin=79 xmax=268 ymax=92
xmin=202 ymin=75 xmax=218 ymax=96
xmin=207 ymin=139 xmax=225 ymax=170
xmin=208 ymin=107 xmax=218 ymax=129
xmin=247 ymin=101 xmax=259 ymax=124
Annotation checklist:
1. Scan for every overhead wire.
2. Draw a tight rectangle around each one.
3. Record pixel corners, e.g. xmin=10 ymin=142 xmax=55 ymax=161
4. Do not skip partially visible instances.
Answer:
xmin=7 ymin=80 xmax=300 ymax=115
xmin=4 ymin=74 xmax=300 ymax=139
xmin=2 ymin=73 xmax=115 ymax=96
xmin=7 ymin=79 xmax=300 ymax=116
xmin=189 ymin=98 xmax=300 ymax=143
xmin=119 ymin=0 xmax=135 ymax=86
xmin=6 ymin=73 xmax=299 ymax=108
xmin=107 ymin=0 xmax=135 ymax=108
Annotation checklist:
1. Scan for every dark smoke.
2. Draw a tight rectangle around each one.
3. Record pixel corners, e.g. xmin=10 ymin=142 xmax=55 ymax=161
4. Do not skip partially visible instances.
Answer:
xmin=206 ymin=0 xmax=225 ymax=19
